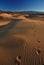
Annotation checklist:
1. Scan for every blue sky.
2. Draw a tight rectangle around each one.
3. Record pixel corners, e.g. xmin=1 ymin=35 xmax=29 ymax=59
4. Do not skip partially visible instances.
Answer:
xmin=0 ymin=0 xmax=44 ymax=12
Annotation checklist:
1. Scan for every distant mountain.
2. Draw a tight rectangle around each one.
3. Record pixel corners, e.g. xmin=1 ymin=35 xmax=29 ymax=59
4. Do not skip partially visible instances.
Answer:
xmin=15 ymin=11 xmax=44 ymax=15
xmin=0 ymin=10 xmax=13 ymax=14
xmin=0 ymin=10 xmax=44 ymax=15
xmin=29 ymin=11 xmax=44 ymax=15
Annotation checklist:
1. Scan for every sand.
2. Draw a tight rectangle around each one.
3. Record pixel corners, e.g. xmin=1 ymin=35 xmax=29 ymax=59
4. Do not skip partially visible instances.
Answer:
xmin=0 ymin=12 xmax=44 ymax=65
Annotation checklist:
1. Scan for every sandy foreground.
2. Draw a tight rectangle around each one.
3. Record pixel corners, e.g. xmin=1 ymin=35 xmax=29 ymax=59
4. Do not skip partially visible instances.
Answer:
xmin=0 ymin=13 xmax=44 ymax=65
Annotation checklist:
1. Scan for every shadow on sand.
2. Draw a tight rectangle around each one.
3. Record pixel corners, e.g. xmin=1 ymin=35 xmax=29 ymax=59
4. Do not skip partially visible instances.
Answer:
xmin=0 ymin=19 xmax=20 ymax=37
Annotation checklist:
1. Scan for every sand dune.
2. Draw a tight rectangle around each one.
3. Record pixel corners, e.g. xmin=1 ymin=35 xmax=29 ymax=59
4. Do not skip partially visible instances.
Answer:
xmin=0 ymin=20 xmax=11 ymax=26
xmin=0 ymin=13 xmax=12 ymax=18
xmin=0 ymin=12 xmax=44 ymax=65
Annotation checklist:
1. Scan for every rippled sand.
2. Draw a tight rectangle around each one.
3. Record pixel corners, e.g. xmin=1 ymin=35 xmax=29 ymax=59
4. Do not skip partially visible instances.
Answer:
xmin=0 ymin=12 xmax=44 ymax=65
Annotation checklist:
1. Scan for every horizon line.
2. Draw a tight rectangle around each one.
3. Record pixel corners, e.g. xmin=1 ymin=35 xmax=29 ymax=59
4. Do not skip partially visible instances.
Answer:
xmin=0 ymin=9 xmax=44 ymax=12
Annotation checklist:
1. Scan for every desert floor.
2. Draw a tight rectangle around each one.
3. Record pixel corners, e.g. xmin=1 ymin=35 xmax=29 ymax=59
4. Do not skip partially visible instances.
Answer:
xmin=0 ymin=13 xmax=44 ymax=65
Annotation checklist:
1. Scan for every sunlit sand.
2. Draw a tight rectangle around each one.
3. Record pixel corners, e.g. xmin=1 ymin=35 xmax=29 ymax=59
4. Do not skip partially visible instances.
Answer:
xmin=0 ymin=12 xmax=44 ymax=65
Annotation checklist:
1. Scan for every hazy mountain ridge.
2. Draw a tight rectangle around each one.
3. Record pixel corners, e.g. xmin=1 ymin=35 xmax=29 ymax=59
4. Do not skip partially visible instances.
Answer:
xmin=0 ymin=10 xmax=44 ymax=14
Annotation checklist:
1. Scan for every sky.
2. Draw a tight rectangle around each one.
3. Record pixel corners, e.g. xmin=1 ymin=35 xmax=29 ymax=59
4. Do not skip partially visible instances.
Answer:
xmin=0 ymin=0 xmax=44 ymax=12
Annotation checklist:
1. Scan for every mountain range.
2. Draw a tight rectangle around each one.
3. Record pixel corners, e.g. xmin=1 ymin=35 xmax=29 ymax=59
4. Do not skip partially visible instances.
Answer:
xmin=0 ymin=10 xmax=44 ymax=14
